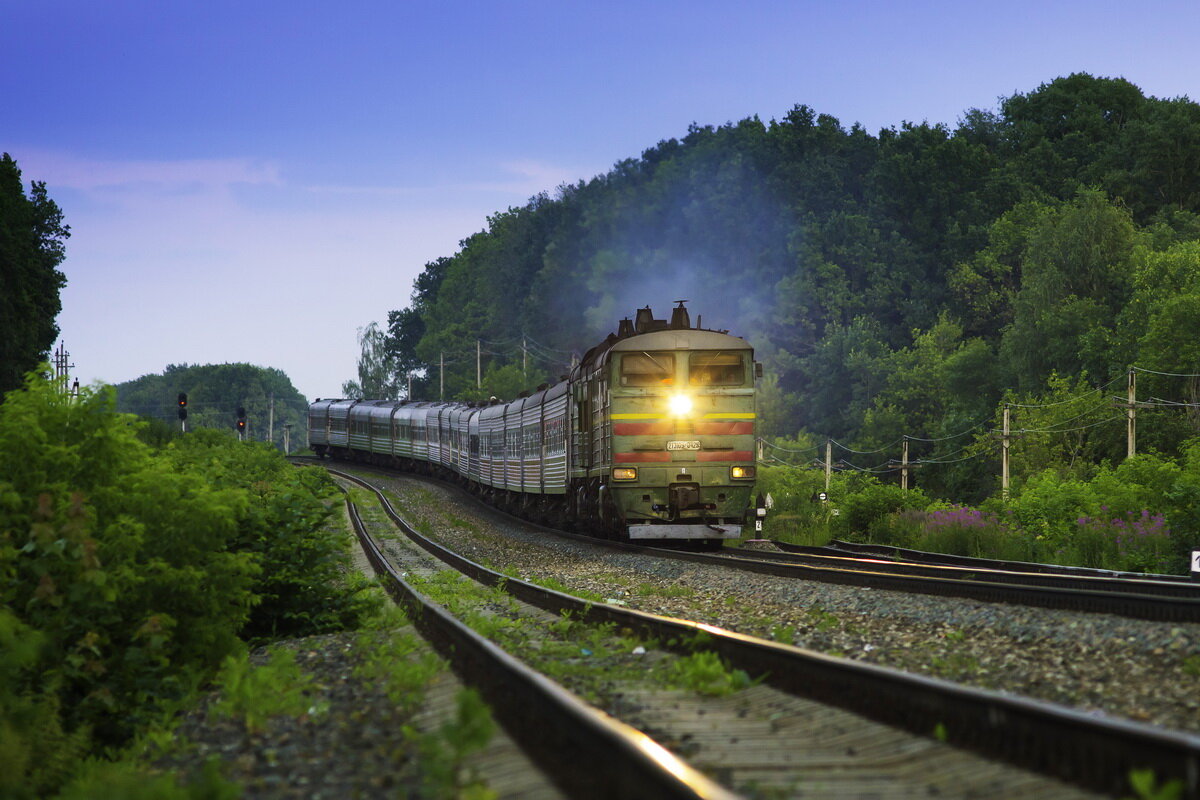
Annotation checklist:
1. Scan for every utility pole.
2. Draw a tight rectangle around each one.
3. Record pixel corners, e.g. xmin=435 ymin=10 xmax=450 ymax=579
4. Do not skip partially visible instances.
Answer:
xmin=268 ymin=392 xmax=275 ymax=445
xmin=477 ymin=340 xmax=482 ymax=388
xmin=522 ymin=336 xmax=528 ymax=378
xmin=901 ymin=436 xmax=909 ymax=491
xmin=1127 ymin=368 xmax=1137 ymax=460
xmin=1002 ymin=404 xmax=1011 ymax=499
xmin=439 ymin=352 xmax=444 ymax=401
xmin=52 ymin=342 xmax=75 ymax=395
xmin=824 ymin=439 xmax=832 ymax=494
xmin=407 ymin=372 xmax=413 ymax=401
xmin=282 ymin=423 xmax=292 ymax=454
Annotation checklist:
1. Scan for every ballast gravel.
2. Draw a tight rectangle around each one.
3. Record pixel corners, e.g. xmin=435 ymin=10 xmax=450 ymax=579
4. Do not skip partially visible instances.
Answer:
xmin=370 ymin=471 xmax=1200 ymax=735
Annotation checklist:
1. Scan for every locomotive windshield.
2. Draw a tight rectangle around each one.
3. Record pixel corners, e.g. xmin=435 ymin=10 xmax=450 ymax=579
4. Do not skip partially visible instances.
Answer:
xmin=688 ymin=351 xmax=745 ymax=386
xmin=621 ymin=352 xmax=675 ymax=386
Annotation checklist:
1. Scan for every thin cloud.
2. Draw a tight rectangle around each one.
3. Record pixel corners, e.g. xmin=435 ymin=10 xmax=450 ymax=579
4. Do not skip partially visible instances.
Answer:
xmin=303 ymin=158 xmax=603 ymax=199
xmin=9 ymin=150 xmax=282 ymax=193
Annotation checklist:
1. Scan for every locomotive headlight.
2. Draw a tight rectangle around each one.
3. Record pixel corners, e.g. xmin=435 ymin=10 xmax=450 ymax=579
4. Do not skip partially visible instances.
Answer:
xmin=612 ymin=467 xmax=638 ymax=481
xmin=731 ymin=466 xmax=756 ymax=480
xmin=668 ymin=394 xmax=693 ymax=416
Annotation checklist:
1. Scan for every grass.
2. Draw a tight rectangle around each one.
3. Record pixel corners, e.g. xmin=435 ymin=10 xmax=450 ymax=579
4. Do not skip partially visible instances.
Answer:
xmin=406 ymin=569 xmax=757 ymax=705
xmin=209 ymin=648 xmax=327 ymax=734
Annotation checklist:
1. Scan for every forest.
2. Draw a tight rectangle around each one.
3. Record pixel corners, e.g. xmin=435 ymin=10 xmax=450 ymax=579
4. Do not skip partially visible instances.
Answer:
xmin=357 ymin=73 xmax=1200 ymax=570
xmin=114 ymin=363 xmax=310 ymax=452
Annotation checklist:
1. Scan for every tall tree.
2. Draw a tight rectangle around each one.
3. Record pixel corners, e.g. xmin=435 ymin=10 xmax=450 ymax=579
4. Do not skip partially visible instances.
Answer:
xmin=342 ymin=322 xmax=398 ymax=399
xmin=0 ymin=154 xmax=70 ymax=398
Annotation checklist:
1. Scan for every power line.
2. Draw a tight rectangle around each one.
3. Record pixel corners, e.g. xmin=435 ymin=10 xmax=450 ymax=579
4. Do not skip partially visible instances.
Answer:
xmin=1005 ymin=373 xmax=1125 ymax=408
xmin=829 ymin=437 xmax=906 ymax=455
xmin=1133 ymin=366 xmax=1200 ymax=378
xmin=1012 ymin=415 xmax=1125 ymax=435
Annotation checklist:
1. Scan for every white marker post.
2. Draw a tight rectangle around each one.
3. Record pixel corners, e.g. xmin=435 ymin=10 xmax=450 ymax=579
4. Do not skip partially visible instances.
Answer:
xmin=1191 ymin=549 xmax=1200 ymax=581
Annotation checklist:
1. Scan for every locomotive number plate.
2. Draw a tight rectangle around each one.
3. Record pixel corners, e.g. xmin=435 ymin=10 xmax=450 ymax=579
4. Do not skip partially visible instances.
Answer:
xmin=667 ymin=440 xmax=701 ymax=451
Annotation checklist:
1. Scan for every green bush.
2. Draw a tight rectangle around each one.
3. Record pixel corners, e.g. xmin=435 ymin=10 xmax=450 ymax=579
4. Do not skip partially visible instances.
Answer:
xmin=162 ymin=430 xmax=379 ymax=640
xmin=0 ymin=371 xmax=375 ymax=795
xmin=833 ymin=478 xmax=931 ymax=540
xmin=0 ymin=375 xmax=259 ymax=758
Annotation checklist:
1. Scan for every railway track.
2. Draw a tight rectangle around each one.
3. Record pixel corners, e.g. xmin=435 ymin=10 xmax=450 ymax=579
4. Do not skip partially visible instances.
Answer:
xmin=800 ymin=538 xmax=1195 ymax=583
xmin=341 ymin=481 xmax=736 ymax=800
xmin=326 ymin=464 xmax=1200 ymax=799
xmin=714 ymin=541 xmax=1200 ymax=616
xmin=301 ymin=457 xmax=1200 ymax=622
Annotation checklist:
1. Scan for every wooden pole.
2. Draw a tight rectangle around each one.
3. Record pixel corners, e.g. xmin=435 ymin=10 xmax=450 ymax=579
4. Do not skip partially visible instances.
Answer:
xmin=901 ymin=436 xmax=909 ymax=491
xmin=824 ymin=439 xmax=832 ymax=493
xmin=1127 ymin=369 xmax=1137 ymax=460
xmin=1002 ymin=405 xmax=1011 ymax=499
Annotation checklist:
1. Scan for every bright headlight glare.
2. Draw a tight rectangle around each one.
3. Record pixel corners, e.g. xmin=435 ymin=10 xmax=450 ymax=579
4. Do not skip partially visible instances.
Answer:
xmin=731 ymin=466 xmax=756 ymax=479
xmin=668 ymin=394 xmax=693 ymax=415
xmin=612 ymin=467 xmax=638 ymax=481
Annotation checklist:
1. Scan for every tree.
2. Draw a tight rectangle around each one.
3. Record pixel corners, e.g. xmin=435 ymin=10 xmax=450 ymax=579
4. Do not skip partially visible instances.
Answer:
xmin=342 ymin=321 xmax=397 ymax=399
xmin=0 ymin=154 xmax=69 ymax=399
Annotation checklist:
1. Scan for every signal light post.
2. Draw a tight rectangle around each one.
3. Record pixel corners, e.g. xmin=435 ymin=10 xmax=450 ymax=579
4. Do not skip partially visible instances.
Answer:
xmin=177 ymin=393 xmax=188 ymax=433
xmin=236 ymin=406 xmax=247 ymax=441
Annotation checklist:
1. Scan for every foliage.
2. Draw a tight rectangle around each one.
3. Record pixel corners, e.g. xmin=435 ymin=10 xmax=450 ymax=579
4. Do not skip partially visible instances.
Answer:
xmin=406 ymin=689 xmax=497 ymax=800
xmin=667 ymin=651 xmax=753 ymax=697
xmin=834 ymin=479 xmax=931 ymax=540
xmin=54 ymin=759 xmax=237 ymax=800
xmin=161 ymin=430 xmax=380 ymax=640
xmin=0 ymin=372 xmax=372 ymax=795
xmin=342 ymin=321 xmax=400 ymax=400
xmin=209 ymin=648 xmax=326 ymax=734
xmin=0 ymin=153 xmax=69 ymax=400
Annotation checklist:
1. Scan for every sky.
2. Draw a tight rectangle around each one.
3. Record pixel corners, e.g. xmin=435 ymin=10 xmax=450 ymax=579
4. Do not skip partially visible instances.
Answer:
xmin=4 ymin=0 xmax=1199 ymax=402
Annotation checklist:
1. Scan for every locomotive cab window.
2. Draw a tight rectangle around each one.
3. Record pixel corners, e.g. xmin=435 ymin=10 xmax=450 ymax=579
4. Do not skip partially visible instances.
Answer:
xmin=621 ymin=353 xmax=675 ymax=387
xmin=689 ymin=352 xmax=745 ymax=386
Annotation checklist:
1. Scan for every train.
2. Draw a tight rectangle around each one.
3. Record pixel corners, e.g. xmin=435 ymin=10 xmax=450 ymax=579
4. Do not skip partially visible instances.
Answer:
xmin=308 ymin=302 xmax=766 ymax=545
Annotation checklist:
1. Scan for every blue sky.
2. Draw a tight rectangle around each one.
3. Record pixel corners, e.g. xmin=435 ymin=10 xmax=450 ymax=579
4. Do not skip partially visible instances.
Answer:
xmin=4 ymin=0 xmax=1198 ymax=401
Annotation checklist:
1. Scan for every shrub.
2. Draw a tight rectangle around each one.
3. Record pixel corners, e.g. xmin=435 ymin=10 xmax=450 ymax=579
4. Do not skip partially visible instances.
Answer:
xmin=1073 ymin=510 xmax=1174 ymax=572
xmin=0 ymin=375 xmax=258 ymax=757
xmin=833 ymin=478 xmax=930 ymax=539
xmin=918 ymin=506 xmax=1034 ymax=561
xmin=163 ymin=430 xmax=379 ymax=640
xmin=0 ymin=371 xmax=375 ymax=795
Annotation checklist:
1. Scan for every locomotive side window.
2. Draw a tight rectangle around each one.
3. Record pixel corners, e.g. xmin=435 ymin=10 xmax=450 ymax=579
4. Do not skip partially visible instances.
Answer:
xmin=689 ymin=352 xmax=745 ymax=386
xmin=621 ymin=353 xmax=675 ymax=386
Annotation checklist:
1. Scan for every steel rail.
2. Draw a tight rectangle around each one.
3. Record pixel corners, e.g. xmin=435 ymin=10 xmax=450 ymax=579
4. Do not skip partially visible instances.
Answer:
xmin=725 ymin=544 xmax=1200 ymax=600
xmin=815 ymin=538 xmax=1195 ymax=583
xmin=341 ymin=494 xmax=739 ymax=800
xmin=330 ymin=465 xmax=1200 ymax=800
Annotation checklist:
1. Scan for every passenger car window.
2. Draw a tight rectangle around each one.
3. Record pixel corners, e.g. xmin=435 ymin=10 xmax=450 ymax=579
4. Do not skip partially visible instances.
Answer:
xmin=689 ymin=352 xmax=745 ymax=386
xmin=621 ymin=353 xmax=675 ymax=386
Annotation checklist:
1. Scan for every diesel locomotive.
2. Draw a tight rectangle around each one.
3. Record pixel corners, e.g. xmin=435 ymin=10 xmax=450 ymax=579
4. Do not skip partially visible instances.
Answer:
xmin=308 ymin=303 xmax=765 ymax=544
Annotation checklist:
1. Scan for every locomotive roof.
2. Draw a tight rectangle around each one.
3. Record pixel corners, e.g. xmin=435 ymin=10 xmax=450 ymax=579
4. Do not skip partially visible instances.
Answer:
xmin=609 ymin=329 xmax=752 ymax=352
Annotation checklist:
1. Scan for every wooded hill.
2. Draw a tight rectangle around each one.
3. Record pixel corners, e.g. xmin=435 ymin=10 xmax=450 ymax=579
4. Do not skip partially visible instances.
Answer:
xmin=373 ymin=73 xmax=1200 ymax=502
xmin=114 ymin=363 xmax=308 ymax=451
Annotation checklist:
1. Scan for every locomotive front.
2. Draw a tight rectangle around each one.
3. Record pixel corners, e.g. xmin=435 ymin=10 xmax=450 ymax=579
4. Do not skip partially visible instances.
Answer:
xmin=604 ymin=306 xmax=759 ymax=540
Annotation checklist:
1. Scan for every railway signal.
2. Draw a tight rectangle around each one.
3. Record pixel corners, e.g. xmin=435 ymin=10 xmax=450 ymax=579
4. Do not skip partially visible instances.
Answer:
xmin=236 ymin=406 xmax=247 ymax=439
xmin=177 ymin=393 xmax=188 ymax=432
